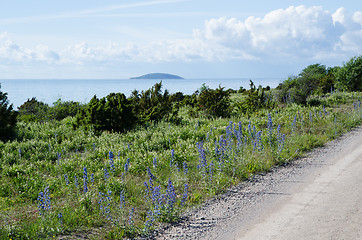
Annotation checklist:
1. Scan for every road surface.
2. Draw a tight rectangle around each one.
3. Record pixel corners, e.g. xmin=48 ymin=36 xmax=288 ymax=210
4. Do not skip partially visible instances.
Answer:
xmin=234 ymin=127 xmax=362 ymax=240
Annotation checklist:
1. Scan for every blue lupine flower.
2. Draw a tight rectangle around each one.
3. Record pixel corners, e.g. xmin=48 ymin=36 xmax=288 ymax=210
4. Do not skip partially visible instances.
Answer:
xmin=58 ymin=212 xmax=63 ymax=224
xmin=37 ymin=187 xmax=51 ymax=216
xmin=129 ymin=208 xmax=134 ymax=225
xmin=166 ymin=178 xmax=176 ymax=213
xmin=256 ymin=131 xmax=263 ymax=151
xmin=144 ymin=181 xmax=150 ymax=200
xmin=120 ymin=190 xmax=125 ymax=209
xmin=183 ymin=161 xmax=188 ymax=175
xmin=267 ymin=114 xmax=273 ymax=145
xmin=64 ymin=174 xmax=69 ymax=185
xmin=98 ymin=192 xmax=104 ymax=211
xmin=277 ymin=134 xmax=285 ymax=153
xmin=104 ymin=166 xmax=109 ymax=180
xmin=109 ymin=151 xmax=115 ymax=173
xmin=91 ymin=173 xmax=94 ymax=183
xmin=109 ymin=151 xmax=114 ymax=159
xmin=209 ymin=160 xmax=214 ymax=183
xmin=196 ymin=141 xmax=208 ymax=174
xmin=83 ymin=167 xmax=88 ymax=193
xmin=147 ymin=167 xmax=155 ymax=180
xmin=124 ymin=158 xmax=130 ymax=174
xmin=98 ymin=190 xmax=112 ymax=221
xmin=181 ymin=183 xmax=188 ymax=206
xmin=170 ymin=149 xmax=175 ymax=168
xmin=145 ymin=209 xmax=155 ymax=229
xmin=153 ymin=157 xmax=157 ymax=169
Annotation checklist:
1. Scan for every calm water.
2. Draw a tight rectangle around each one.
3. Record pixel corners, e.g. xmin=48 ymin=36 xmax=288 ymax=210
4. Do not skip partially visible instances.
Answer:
xmin=0 ymin=78 xmax=283 ymax=108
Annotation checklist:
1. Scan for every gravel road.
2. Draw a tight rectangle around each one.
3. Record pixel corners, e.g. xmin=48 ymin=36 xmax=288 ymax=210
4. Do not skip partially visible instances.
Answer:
xmin=154 ymin=126 xmax=362 ymax=240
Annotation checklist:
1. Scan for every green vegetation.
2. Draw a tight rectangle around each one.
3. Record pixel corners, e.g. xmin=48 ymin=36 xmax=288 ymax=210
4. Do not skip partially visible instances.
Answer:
xmin=0 ymin=56 xmax=361 ymax=239
xmin=0 ymin=83 xmax=17 ymax=142
xmin=335 ymin=55 xmax=362 ymax=91
xmin=74 ymin=93 xmax=135 ymax=133
xmin=197 ymin=86 xmax=231 ymax=118
xmin=18 ymin=98 xmax=83 ymax=123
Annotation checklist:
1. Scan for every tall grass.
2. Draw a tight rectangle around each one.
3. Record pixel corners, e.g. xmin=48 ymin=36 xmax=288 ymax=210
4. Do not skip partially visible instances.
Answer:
xmin=0 ymin=92 xmax=361 ymax=239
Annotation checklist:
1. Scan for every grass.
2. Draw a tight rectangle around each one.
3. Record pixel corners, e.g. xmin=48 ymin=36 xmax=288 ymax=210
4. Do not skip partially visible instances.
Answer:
xmin=0 ymin=91 xmax=361 ymax=239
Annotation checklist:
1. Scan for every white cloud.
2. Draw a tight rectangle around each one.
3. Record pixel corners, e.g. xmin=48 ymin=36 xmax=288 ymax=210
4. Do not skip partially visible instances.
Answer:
xmin=353 ymin=11 xmax=362 ymax=25
xmin=0 ymin=5 xmax=361 ymax=68
xmin=0 ymin=34 xmax=60 ymax=64
xmin=332 ymin=8 xmax=362 ymax=53
xmin=198 ymin=6 xmax=351 ymax=60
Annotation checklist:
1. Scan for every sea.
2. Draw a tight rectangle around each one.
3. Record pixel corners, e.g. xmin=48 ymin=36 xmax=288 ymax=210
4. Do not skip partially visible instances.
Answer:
xmin=0 ymin=78 xmax=283 ymax=109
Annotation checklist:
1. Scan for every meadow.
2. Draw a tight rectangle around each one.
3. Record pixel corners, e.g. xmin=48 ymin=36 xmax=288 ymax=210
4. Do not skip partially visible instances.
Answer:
xmin=0 ymin=88 xmax=361 ymax=239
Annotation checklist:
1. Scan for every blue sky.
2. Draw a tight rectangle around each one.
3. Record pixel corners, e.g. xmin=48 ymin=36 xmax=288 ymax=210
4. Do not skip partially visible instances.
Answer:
xmin=0 ymin=0 xmax=361 ymax=79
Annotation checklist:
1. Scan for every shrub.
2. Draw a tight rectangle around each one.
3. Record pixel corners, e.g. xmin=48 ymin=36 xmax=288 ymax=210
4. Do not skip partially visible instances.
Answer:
xmin=18 ymin=98 xmax=84 ymax=122
xmin=335 ymin=55 xmax=362 ymax=92
xmin=130 ymin=82 xmax=172 ymax=123
xmin=0 ymin=84 xmax=17 ymax=141
xmin=50 ymin=98 xmax=84 ymax=121
xmin=74 ymin=92 xmax=136 ymax=133
xmin=276 ymin=64 xmax=335 ymax=104
xmin=18 ymin=98 xmax=49 ymax=122
xmin=197 ymin=86 xmax=231 ymax=118
xmin=236 ymin=80 xmax=274 ymax=114
xmin=306 ymin=95 xmax=327 ymax=107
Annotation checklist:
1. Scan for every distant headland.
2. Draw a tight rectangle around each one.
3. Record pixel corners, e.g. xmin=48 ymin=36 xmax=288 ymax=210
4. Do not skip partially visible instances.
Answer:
xmin=130 ymin=73 xmax=184 ymax=79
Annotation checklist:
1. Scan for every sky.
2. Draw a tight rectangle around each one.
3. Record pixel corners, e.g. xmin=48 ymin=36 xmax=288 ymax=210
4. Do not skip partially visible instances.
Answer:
xmin=0 ymin=0 xmax=361 ymax=79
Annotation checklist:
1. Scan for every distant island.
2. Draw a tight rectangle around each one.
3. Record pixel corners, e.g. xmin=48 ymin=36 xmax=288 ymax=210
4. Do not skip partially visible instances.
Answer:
xmin=130 ymin=73 xmax=184 ymax=79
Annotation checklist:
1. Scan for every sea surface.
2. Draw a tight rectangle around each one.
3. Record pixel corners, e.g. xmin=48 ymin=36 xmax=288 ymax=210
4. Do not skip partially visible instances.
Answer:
xmin=0 ymin=78 xmax=283 ymax=108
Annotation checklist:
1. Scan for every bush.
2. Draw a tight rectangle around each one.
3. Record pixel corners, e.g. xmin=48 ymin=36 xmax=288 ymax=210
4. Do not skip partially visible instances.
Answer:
xmin=236 ymin=80 xmax=274 ymax=114
xmin=51 ymin=98 xmax=84 ymax=121
xmin=74 ymin=92 xmax=136 ymax=133
xmin=130 ymin=82 xmax=173 ymax=123
xmin=18 ymin=98 xmax=50 ymax=122
xmin=276 ymin=64 xmax=335 ymax=104
xmin=306 ymin=95 xmax=327 ymax=107
xmin=0 ymin=84 xmax=17 ymax=141
xmin=197 ymin=86 xmax=231 ymax=118
xmin=18 ymin=98 xmax=84 ymax=122
xmin=335 ymin=55 xmax=362 ymax=92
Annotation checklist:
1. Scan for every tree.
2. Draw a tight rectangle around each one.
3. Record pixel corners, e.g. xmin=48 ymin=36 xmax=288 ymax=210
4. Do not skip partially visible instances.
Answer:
xmin=276 ymin=64 xmax=334 ymax=104
xmin=0 ymin=84 xmax=17 ymax=141
xmin=335 ymin=55 xmax=362 ymax=91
